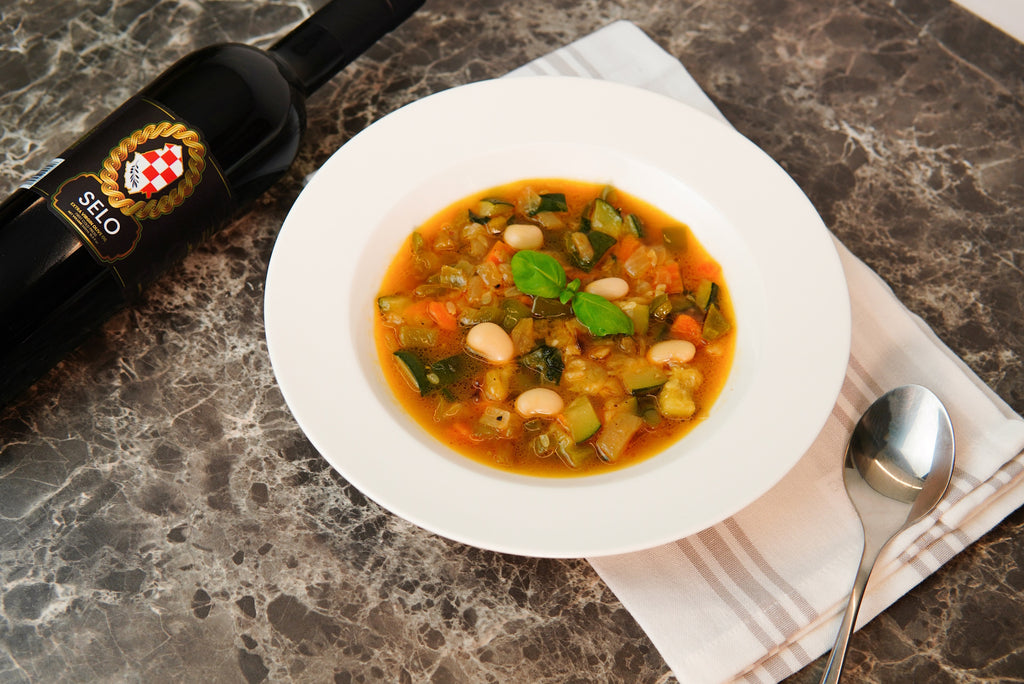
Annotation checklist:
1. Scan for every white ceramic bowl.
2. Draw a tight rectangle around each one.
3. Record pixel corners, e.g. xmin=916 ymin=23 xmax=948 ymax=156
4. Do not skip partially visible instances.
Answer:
xmin=264 ymin=77 xmax=850 ymax=558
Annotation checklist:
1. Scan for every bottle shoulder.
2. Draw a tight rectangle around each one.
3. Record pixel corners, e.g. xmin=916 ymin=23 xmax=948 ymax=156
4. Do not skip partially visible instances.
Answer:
xmin=139 ymin=42 xmax=307 ymax=181
xmin=140 ymin=42 xmax=302 ymax=107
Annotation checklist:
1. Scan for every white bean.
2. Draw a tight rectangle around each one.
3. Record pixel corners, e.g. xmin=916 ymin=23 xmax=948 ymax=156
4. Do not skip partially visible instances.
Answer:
xmin=466 ymin=322 xmax=515 ymax=364
xmin=502 ymin=224 xmax=544 ymax=250
xmin=584 ymin=277 xmax=629 ymax=300
xmin=647 ymin=339 xmax=697 ymax=365
xmin=515 ymin=387 xmax=564 ymax=418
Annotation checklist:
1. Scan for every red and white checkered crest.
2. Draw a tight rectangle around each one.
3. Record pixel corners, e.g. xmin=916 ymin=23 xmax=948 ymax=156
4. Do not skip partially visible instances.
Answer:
xmin=124 ymin=142 xmax=184 ymax=198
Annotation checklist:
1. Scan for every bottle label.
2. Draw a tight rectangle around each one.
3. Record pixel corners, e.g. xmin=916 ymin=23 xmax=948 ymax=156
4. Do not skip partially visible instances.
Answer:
xmin=26 ymin=97 xmax=232 ymax=293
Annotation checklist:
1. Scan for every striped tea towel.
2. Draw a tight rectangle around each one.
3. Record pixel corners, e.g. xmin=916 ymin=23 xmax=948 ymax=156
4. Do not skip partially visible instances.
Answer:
xmin=510 ymin=21 xmax=1024 ymax=683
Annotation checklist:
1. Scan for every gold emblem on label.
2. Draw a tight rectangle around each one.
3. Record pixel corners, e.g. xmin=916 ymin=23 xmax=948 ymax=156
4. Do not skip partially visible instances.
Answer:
xmin=99 ymin=121 xmax=206 ymax=219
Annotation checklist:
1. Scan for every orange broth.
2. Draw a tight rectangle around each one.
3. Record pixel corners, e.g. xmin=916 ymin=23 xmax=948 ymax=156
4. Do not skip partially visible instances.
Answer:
xmin=374 ymin=179 xmax=735 ymax=477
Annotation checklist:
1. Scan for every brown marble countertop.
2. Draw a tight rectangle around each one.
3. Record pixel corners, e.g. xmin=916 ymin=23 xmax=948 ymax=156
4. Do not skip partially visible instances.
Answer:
xmin=2 ymin=0 xmax=1023 ymax=681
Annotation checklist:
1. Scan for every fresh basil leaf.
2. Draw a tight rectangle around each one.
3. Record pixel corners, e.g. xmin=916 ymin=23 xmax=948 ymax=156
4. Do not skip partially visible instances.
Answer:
xmin=559 ymin=278 xmax=581 ymax=304
xmin=572 ymin=292 xmax=634 ymax=337
xmin=510 ymin=250 xmax=566 ymax=298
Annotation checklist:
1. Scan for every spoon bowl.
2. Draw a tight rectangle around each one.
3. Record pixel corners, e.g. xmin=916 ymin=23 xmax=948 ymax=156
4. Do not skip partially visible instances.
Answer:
xmin=820 ymin=384 xmax=955 ymax=683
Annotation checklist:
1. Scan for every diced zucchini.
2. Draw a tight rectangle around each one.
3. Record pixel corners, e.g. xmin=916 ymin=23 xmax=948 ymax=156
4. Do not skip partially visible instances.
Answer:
xmin=428 ymin=354 xmax=473 ymax=388
xmin=595 ymin=413 xmax=644 ymax=462
xmin=622 ymin=302 xmax=649 ymax=336
xmin=396 ymin=351 xmax=475 ymax=396
xmin=459 ymin=305 xmax=502 ymax=326
xmin=621 ymin=364 xmax=670 ymax=394
xmin=377 ymin=295 xmax=413 ymax=316
xmin=531 ymin=297 xmax=572 ymax=318
xmin=530 ymin=430 xmax=556 ymax=458
xmin=624 ymin=213 xmax=644 ymax=237
xmin=413 ymin=283 xmax=453 ymax=298
xmin=561 ymin=395 xmax=602 ymax=443
xmin=694 ymin=279 xmax=719 ymax=311
xmin=587 ymin=230 xmax=617 ymax=265
xmin=662 ymin=226 xmax=689 ymax=252
xmin=394 ymin=350 xmax=431 ymax=396
xmin=584 ymin=199 xmax=624 ymax=237
xmin=428 ymin=265 xmax=469 ymax=288
xmin=702 ymin=303 xmax=731 ymax=340
xmin=565 ymin=232 xmax=594 ymax=269
xmin=521 ymin=345 xmax=565 ymax=383
xmin=520 ymin=188 xmax=542 ymax=215
xmin=669 ymin=292 xmax=698 ymax=314
xmin=649 ymin=294 xmax=673 ymax=320
xmin=411 ymin=231 xmax=427 ymax=252
xmin=565 ymin=230 xmax=617 ymax=272
xmin=636 ymin=394 xmax=662 ymax=426
xmin=529 ymin=193 xmax=568 ymax=215
xmin=553 ymin=429 xmax=596 ymax=469
xmin=398 ymin=326 xmax=438 ymax=348
xmin=501 ymin=298 xmax=532 ymax=331
xmin=470 ymin=198 xmax=514 ymax=223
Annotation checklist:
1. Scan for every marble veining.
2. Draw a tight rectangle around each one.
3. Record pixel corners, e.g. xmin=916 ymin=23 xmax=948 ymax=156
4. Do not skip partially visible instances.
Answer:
xmin=1 ymin=0 xmax=1023 ymax=682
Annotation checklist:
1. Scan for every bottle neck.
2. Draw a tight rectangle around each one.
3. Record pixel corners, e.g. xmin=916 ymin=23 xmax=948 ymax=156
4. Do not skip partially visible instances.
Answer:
xmin=270 ymin=0 xmax=423 ymax=96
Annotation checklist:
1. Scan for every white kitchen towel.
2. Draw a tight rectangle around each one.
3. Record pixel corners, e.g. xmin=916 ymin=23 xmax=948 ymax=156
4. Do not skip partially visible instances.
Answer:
xmin=511 ymin=21 xmax=1024 ymax=683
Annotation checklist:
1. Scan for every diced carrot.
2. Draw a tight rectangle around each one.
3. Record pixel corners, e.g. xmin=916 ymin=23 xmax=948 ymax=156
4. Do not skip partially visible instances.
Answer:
xmin=428 ymin=301 xmax=458 ymax=331
xmin=670 ymin=314 xmax=703 ymax=344
xmin=484 ymin=240 xmax=514 ymax=265
xmin=693 ymin=260 xmax=721 ymax=280
xmin=655 ymin=262 xmax=684 ymax=294
xmin=451 ymin=422 xmax=474 ymax=442
xmin=614 ymin=235 xmax=642 ymax=263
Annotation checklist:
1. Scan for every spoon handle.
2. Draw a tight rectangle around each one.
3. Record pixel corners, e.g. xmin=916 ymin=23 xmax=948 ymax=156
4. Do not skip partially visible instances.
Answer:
xmin=818 ymin=539 xmax=884 ymax=684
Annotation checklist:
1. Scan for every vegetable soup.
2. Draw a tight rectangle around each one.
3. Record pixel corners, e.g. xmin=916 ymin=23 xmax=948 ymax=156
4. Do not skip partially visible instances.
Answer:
xmin=374 ymin=179 xmax=735 ymax=477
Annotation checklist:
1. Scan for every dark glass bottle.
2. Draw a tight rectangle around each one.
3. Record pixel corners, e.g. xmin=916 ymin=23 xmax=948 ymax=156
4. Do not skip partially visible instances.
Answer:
xmin=0 ymin=0 xmax=423 ymax=406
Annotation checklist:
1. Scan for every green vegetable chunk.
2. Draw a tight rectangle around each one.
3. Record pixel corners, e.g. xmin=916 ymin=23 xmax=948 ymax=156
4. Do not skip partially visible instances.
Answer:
xmin=702 ymin=303 xmax=731 ymax=340
xmin=662 ymin=226 xmax=689 ymax=252
xmin=624 ymin=214 xmax=644 ymax=237
xmin=622 ymin=364 xmax=670 ymax=394
xmin=566 ymin=230 xmax=617 ymax=272
xmin=428 ymin=354 xmax=474 ymax=389
xmin=562 ymin=395 xmax=602 ymax=443
xmin=398 ymin=326 xmax=438 ymax=348
xmin=394 ymin=350 xmax=430 ymax=396
xmin=694 ymin=279 xmax=719 ymax=311
xmin=521 ymin=345 xmax=565 ymax=383
xmin=501 ymin=298 xmax=532 ymax=331
xmin=584 ymin=199 xmax=624 ymax=237
xmin=553 ymin=429 xmax=595 ymax=469
xmin=377 ymin=295 xmax=413 ymax=316
xmin=531 ymin=297 xmax=572 ymax=318
xmin=531 ymin=192 xmax=568 ymax=214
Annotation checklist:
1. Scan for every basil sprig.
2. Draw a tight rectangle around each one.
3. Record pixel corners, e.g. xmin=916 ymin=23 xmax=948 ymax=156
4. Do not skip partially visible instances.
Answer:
xmin=509 ymin=250 xmax=565 ymax=298
xmin=510 ymin=250 xmax=634 ymax=337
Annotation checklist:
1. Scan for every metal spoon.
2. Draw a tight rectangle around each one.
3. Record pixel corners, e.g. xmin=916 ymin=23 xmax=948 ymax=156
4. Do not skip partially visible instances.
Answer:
xmin=819 ymin=384 xmax=955 ymax=684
